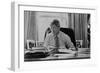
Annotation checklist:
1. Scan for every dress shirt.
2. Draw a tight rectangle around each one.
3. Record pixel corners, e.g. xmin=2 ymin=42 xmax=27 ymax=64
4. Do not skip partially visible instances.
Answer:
xmin=44 ymin=31 xmax=75 ymax=50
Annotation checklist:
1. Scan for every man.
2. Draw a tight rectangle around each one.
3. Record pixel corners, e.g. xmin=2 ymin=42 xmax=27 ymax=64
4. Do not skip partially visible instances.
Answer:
xmin=44 ymin=19 xmax=77 ymax=56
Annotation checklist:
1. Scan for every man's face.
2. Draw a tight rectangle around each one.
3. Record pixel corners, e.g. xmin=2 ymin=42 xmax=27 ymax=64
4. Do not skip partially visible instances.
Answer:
xmin=51 ymin=24 xmax=60 ymax=35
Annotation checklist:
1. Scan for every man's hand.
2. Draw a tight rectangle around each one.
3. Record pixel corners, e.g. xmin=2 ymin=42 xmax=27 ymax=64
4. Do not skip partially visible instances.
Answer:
xmin=74 ymin=51 xmax=78 ymax=57
xmin=70 ymin=48 xmax=77 ymax=51
xmin=69 ymin=48 xmax=78 ymax=57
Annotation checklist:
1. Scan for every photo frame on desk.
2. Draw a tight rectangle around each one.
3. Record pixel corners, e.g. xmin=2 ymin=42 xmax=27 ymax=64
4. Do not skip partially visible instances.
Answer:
xmin=11 ymin=2 xmax=97 ymax=71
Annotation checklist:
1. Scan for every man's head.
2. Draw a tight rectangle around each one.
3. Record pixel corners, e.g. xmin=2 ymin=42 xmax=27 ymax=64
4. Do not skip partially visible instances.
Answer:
xmin=50 ymin=19 xmax=60 ymax=35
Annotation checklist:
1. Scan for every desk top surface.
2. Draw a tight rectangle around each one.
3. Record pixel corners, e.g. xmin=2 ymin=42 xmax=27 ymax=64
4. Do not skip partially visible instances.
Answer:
xmin=24 ymin=48 xmax=90 ymax=61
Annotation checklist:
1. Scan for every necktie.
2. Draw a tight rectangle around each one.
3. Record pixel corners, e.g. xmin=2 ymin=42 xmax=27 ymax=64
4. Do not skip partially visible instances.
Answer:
xmin=54 ymin=35 xmax=59 ymax=53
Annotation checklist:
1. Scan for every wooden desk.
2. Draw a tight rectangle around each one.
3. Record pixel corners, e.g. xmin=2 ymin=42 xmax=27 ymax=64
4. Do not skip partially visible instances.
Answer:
xmin=24 ymin=48 xmax=90 ymax=61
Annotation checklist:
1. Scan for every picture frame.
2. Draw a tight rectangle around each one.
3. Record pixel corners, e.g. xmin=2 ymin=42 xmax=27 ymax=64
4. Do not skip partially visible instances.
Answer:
xmin=11 ymin=2 xmax=97 ymax=71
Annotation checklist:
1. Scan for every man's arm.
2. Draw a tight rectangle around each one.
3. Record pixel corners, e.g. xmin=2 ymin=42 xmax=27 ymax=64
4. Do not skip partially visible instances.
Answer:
xmin=64 ymin=34 xmax=75 ymax=50
xmin=43 ymin=34 xmax=50 ymax=51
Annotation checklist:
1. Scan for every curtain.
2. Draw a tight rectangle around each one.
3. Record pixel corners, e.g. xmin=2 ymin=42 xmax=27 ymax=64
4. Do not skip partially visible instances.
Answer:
xmin=68 ymin=13 xmax=88 ymax=48
xmin=68 ymin=13 xmax=75 ymax=30
xmin=24 ymin=11 xmax=37 ymax=49
xmin=24 ymin=11 xmax=31 ymax=49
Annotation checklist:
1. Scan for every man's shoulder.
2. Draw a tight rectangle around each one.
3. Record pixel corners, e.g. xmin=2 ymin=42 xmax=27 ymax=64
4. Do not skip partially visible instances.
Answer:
xmin=46 ymin=32 xmax=53 ymax=38
xmin=60 ymin=31 xmax=70 ymax=38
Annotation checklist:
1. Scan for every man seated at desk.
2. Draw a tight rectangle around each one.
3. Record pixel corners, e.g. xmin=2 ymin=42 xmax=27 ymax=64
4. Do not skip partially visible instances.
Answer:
xmin=43 ymin=19 xmax=77 ymax=56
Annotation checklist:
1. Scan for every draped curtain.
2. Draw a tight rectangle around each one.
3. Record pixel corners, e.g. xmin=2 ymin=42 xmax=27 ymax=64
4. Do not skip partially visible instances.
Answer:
xmin=24 ymin=11 xmax=37 ymax=49
xmin=68 ymin=13 xmax=88 ymax=48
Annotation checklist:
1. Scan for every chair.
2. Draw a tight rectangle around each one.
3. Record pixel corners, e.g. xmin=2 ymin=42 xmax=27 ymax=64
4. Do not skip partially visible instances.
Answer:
xmin=60 ymin=28 xmax=76 ymax=48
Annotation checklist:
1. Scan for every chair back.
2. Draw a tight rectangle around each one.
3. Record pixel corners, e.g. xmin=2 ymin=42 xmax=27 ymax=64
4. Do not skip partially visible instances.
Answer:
xmin=60 ymin=28 xmax=76 ymax=47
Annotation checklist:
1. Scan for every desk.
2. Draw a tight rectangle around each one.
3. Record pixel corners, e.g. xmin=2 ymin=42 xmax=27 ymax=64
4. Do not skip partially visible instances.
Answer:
xmin=24 ymin=48 xmax=90 ymax=61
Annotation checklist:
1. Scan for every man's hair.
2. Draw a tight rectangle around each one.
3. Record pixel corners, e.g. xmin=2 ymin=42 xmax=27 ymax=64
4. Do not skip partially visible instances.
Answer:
xmin=50 ymin=19 xmax=60 ymax=27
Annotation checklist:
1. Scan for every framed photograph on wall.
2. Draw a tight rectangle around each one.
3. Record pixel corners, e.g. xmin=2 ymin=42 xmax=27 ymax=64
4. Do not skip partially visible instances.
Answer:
xmin=11 ymin=2 xmax=97 ymax=71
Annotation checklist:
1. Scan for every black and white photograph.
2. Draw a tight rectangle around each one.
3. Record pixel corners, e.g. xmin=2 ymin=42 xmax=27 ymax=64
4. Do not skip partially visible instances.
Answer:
xmin=24 ymin=11 xmax=91 ymax=62
xmin=10 ymin=1 xmax=98 ymax=71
